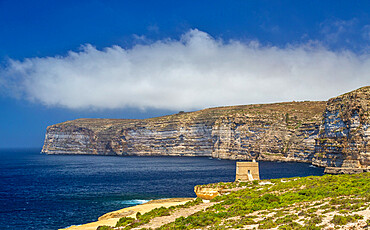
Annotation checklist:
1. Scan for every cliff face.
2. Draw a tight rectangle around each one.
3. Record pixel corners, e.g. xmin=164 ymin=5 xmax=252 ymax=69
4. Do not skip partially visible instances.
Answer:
xmin=42 ymin=87 xmax=370 ymax=172
xmin=42 ymin=102 xmax=325 ymax=162
xmin=312 ymin=86 xmax=370 ymax=173
xmin=210 ymin=102 xmax=324 ymax=163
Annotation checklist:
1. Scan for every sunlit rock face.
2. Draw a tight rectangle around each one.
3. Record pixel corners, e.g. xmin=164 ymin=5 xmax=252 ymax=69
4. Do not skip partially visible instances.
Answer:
xmin=194 ymin=186 xmax=222 ymax=200
xmin=42 ymin=101 xmax=325 ymax=161
xmin=42 ymin=116 xmax=217 ymax=157
xmin=42 ymin=87 xmax=370 ymax=173
xmin=312 ymin=86 xmax=370 ymax=172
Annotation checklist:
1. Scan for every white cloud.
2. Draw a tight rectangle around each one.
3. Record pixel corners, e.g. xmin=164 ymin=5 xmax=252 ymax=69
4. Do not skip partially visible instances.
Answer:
xmin=1 ymin=29 xmax=369 ymax=110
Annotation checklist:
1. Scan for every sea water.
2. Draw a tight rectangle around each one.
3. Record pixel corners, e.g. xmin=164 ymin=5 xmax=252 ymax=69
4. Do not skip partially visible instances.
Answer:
xmin=0 ymin=149 xmax=324 ymax=230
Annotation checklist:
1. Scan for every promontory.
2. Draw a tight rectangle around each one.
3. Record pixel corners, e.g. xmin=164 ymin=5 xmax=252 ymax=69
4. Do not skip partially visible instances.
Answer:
xmin=42 ymin=86 xmax=370 ymax=174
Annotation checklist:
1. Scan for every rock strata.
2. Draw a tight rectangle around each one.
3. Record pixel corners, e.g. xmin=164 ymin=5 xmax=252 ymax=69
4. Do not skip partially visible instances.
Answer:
xmin=312 ymin=86 xmax=370 ymax=173
xmin=42 ymin=87 xmax=370 ymax=173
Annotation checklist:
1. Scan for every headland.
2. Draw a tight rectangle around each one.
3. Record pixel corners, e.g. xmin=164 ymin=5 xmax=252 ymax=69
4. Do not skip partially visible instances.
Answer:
xmin=42 ymin=86 xmax=370 ymax=174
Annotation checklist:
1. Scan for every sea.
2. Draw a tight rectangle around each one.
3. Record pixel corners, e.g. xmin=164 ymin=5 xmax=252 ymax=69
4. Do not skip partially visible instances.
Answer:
xmin=0 ymin=149 xmax=324 ymax=230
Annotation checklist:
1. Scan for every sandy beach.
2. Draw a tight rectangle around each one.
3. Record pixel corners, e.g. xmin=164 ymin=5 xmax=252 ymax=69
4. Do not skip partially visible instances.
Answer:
xmin=61 ymin=198 xmax=194 ymax=230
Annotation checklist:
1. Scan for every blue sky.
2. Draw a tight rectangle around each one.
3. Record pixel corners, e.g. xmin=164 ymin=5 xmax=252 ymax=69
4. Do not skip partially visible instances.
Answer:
xmin=0 ymin=0 xmax=369 ymax=148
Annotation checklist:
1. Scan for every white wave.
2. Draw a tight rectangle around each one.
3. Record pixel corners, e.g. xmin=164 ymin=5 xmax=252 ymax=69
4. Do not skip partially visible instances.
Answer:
xmin=120 ymin=199 xmax=150 ymax=205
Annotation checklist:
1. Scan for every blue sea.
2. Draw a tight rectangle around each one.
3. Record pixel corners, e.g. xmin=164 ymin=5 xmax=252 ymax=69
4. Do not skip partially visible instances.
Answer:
xmin=0 ymin=149 xmax=324 ymax=230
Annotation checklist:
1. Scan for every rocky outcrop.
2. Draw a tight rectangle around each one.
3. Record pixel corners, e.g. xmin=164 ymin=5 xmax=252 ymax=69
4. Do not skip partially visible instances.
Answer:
xmin=312 ymin=86 xmax=370 ymax=173
xmin=194 ymin=187 xmax=222 ymax=200
xmin=42 ymin=87 xmax=370 ymax=173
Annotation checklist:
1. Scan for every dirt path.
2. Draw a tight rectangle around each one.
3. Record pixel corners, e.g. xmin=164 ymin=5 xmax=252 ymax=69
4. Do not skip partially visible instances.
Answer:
xmin=138 ymin=201 xmax=216 ymax=229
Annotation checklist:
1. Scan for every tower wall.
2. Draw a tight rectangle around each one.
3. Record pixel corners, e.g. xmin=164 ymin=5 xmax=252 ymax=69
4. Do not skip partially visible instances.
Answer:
xmin=235 ymin=161 xmax=260 ymax=181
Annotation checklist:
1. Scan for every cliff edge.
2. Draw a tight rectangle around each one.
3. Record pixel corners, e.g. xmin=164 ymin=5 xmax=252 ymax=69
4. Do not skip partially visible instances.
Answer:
xmin=42 ymin=87 xmax=370 ymax=173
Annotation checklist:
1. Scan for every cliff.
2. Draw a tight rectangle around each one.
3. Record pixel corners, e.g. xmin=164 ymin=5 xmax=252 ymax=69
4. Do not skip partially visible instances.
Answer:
xmin=312 ymin=86 xmax=370 ymax=173
xmin=42 ymin=87 xmax=370 ymax=172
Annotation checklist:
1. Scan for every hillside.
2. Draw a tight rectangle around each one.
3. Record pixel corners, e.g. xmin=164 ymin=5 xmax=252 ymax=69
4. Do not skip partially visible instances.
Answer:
xmin=42 ymin=86 xmax=370 ymax=172
xmin=93 ymin=172 xmax=370 ymax=230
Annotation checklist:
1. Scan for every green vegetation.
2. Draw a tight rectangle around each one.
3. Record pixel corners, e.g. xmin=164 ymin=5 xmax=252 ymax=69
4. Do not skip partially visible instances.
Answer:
xmin=174 ymin=197 xmax=203 ymax=209
xmin=115 ymin=217 xmax=135 ymax=227
xmin=259 ymin=218 xmax=278 ymax=229
xmin=331 ymin=214 xmax=363 ymax=225
xmin=96 ymin=226 xmax=114 ymax=230
xmin=278 ymin=221 xmax=303 ymax=230
xmin=160 ymin=173 xmax=370 ymax=229
xmin=114 ymin=206 xmax=171 ymax=229
xmin=106 ymin=198 xmax=204 ymax=230
xmin=98 ymin=173 xmax=369 ymax=230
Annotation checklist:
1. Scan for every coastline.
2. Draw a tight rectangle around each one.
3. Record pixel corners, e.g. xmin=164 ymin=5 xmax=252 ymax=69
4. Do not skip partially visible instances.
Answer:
xmin=61 ymin=198 xmax=194 ymax=230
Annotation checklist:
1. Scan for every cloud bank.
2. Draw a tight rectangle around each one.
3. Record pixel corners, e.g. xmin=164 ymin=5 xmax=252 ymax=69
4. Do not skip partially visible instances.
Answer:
xmin=1 ymin=29 xmax=369 ymax=110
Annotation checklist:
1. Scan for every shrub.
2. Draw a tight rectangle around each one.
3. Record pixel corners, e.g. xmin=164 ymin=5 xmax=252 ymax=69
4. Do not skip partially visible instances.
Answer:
xmin=275 ymin=214 xmax=298 ymax=224
xmin=278 ymin=221 xmax=302 ymax=230
xmin=96 ymin=226 xmax=114 ymax=230
xmin=259 ymin=219 xmax=277 ymax=229
xmin=302 ymin=223 xmax=321 ymax=230
xmin=115 ymin=217 xmax=135 ymax=227
xmin=331 ymin=214 xmax=363 ymax=226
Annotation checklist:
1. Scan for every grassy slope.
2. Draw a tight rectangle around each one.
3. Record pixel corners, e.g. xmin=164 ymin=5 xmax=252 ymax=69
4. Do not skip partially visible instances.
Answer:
xmin=99 ymin=173 xmax=369 ymax=230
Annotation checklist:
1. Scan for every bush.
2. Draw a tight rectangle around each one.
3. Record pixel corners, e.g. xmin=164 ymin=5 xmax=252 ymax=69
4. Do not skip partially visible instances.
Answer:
xmin=181 ymin=197 xmax=203 ymax=208
xmin=308 ymin=215 xmax=322 ymax=225
xmin=259 ymin=219 xmax=277 ymax=229
xmin=275 ymin=214 xmax=298 ymax=224
xmin=96 ymin=226 xmax=114 ymax=230
xmin=261 ymin=194 xmax=280 ymax=203
xmin=331 ymin=214 xmax=363 ymax=226
xmin=115 ymin=217 xmax=135 ymax=227
xmin=278 ymin=222 xmax=302 ymax=230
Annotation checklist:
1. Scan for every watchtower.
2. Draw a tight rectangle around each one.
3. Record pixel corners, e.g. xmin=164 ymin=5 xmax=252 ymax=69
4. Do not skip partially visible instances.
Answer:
xmin=235 ymin=160 xmax=260 ymax=181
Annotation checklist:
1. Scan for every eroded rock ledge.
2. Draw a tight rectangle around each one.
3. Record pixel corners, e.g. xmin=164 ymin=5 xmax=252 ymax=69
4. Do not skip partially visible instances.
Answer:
xmin=42 ymin=87 xmax=370 ymax=173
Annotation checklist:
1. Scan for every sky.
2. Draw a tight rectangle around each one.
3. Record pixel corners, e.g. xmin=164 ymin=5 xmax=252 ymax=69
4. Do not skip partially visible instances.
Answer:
xmin=0 ymin=0 xmax=369 ymax=148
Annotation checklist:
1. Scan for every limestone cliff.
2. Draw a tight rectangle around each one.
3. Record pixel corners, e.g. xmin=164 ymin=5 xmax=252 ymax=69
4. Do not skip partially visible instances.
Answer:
xmin=312 ymin=86 xmax=370 ymax=173
xmin=42 ymin=87 xmax=370 ymax=172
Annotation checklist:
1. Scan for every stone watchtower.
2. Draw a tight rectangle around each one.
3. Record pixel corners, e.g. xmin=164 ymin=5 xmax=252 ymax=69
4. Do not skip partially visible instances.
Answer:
xmin=235 ymin=160 xmax=260 ymax=181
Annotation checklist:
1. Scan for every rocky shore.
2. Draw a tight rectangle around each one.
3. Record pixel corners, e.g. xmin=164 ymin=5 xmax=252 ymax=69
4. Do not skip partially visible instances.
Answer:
xmin=42 ymin=86 xmax=370 ymax=173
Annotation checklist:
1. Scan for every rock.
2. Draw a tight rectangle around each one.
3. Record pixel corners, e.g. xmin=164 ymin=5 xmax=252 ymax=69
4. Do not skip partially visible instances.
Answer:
xmin=41 ymin=87 xmax=370 ymax=173
xmin=194 ymin=186 xmax=222 ymax=200
xmin=313 ymin=86 xmax=370 ymax=171
xmin=324 ymin=167 xmax=366 ymax=174
xmin=42 ymin=101 xmax=325 ymax=161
